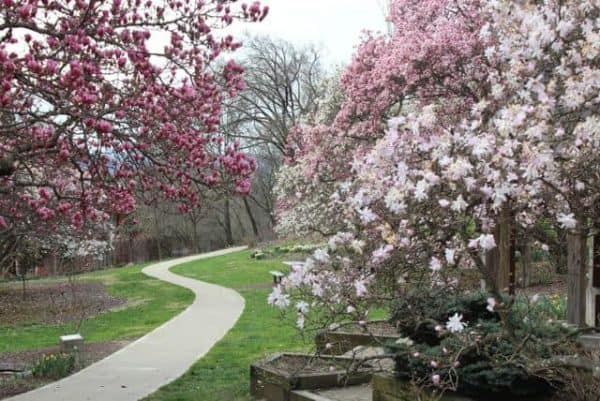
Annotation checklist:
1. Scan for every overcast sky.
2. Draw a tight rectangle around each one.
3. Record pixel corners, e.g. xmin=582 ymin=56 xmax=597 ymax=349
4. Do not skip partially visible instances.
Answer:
xmin=228 ymin=1 xmax=389 ymax=67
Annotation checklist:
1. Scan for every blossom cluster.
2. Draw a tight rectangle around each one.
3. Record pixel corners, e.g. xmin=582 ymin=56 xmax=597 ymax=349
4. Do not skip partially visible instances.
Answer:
xmin=0 ymin=0 xmax=268 ymax=232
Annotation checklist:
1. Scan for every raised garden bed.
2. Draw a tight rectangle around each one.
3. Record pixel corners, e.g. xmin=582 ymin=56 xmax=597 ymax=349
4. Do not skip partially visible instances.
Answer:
xmin=250 ymin=353 xmax=373 ymax=401
xmin=315 ymin=321 xmax=400 ymax=355
xmin=579 ymin=332 xmax=600 ymax=350
xmin=0 ymin=363 xmax=29 ymax=378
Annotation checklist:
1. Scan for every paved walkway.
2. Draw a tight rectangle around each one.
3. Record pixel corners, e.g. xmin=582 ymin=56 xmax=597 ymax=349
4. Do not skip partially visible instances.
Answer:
xmin=7 ymin=247 xmax=247 ymax=401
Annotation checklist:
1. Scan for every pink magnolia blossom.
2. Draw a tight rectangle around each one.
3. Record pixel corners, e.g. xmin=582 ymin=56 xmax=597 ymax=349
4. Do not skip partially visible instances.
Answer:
xmin=0 ymin=0 xmax=267 ymax=232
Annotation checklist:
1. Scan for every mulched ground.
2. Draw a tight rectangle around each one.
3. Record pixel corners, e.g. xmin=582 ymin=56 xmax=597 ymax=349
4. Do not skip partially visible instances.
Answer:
xmin=0 ymin=281 xmax=125 ymax=326
xmin=0 ymin=340 xmax=130 ymax=399
xmin=333 ymin=321 xmax=398 ymax=337
xmin=265 ymin=354 xmax=353 ymax=374
xmin=518 ymin=276 xmax=567 ymax=297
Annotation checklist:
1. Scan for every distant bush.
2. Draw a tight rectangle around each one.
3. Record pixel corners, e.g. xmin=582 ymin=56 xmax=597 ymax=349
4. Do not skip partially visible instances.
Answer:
xmin=250 ymin=243 xmax=322 ymax=260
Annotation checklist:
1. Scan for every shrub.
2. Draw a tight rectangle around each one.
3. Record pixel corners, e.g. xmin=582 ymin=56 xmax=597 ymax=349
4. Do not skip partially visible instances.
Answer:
xmin=388 ymin=290 xmax=583 ymax=398
xmin=553 ymin=365 xmax=600 ymax=401
xmin=32 ymin=353 xmax=75 ymax=380
xmin=249 ymin=250 xmax=270 ymax=260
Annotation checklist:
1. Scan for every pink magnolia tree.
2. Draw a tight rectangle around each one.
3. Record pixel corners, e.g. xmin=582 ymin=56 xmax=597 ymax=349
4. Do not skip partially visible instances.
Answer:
xmin=0 ymin=0 xmax=268 ymax=233
xmin=275 ymin=0 xmax=490 ymax=239
xmin=272 ymin=0 xmax=599 ymax=393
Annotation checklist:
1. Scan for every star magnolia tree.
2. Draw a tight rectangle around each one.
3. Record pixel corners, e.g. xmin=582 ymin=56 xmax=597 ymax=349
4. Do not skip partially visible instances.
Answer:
xmin=272 ymin=0 xmax=599 ymax=332
xmin=0 ymin=0 xmax=268 ymax=231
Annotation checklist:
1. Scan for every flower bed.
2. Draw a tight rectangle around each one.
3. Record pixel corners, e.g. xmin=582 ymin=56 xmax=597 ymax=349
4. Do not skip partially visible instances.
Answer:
xmin=250 ymin=353 xmax=373 ymax=401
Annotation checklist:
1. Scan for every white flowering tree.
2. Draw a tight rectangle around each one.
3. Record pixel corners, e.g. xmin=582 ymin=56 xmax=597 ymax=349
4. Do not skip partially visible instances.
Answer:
xmin=270 ymin=0 xmax=599 ymax=395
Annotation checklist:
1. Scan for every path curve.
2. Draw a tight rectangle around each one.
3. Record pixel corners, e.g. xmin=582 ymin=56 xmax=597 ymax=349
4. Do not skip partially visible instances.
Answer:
xmin=7 ymin=246 xmax=247 ymax=401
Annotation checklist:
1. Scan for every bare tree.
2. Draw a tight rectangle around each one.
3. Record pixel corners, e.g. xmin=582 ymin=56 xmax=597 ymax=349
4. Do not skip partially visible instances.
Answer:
xmin=218 ymin=36 xmax=325 ymax=237
xmin=230 ymin=35 xmax=324 ymax=156
xmin=125 ymin=36 xmax=327 ymax=247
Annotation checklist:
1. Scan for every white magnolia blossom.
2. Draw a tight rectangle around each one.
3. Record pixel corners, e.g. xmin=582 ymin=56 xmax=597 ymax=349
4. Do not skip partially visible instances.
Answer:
xmin=557 ymin=213 xmax=577 ymax=230
xmin=446 ymin=313 xmax=467 ymax=333
xmin=469 ymin=234 xmax=496 ymax=250
xmin=268 ymin=286 xmax=290 ymax=309
xmin=313 ymin=249 xmax=330 ymax=263
xmin=429 ymin=257 xmax=443 ymax=272
xmin=296 ymin=313 xmax=305 ymax=329
xmin=444 ymin=248 xmax=455 ymax=264
xmin=296 ymin=301 xmax=310 ymax=314
xmin=355 ymin=279 xmax=368 ymax=297
xmin=371 ymin=244 xmax=394 ymax=266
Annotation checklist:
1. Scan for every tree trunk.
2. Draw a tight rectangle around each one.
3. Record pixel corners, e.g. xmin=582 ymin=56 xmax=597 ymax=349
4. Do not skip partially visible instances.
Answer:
xmin=190 ymin=212 xmax=200 ymax=253
xmin=567 ymin=228 xmax=588 ymax=326
xmin=17 ymin=260 xmax=26 ymax=300
xmin=128 ymin=235 xmax=134 ymax=264
xmin=508 ymin=212 xmax=516 ymax=295
xmin=484 ymin=205 xmax=515 ymax=293
xmin=593 ymin=232 xmax=600 ymax=288
xmin=155 ymin=237 xmax=162 ymax=261
xmin=553 ymin=234 xmax=569 ymax=274
xmin=224 ymin=199 xmax=233 ymax=246
xmin=153 ymin=207 xmax=162 ymax=261
xmin=52 ymin=253 xmax=58 ymax=276
xmin=590 ymin=231 xmax=599 ymax=327
xmin=521 ymin=241 xmax=532 ymax=288
xmin=243 ymin=197 xmax=260 ymax=240
xmin=484 ymin=245 xmax=498 ymax=291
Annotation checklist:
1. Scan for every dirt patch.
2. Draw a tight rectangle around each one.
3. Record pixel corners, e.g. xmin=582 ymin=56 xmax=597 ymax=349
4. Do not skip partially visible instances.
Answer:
xmin=265 ymin=354 xmax=354 ymax=375
xmin=0 ymin=376 xmax=49 ymax=400
xmin=334 ymin=321 xmax=399 ymax=337
xmin=0 ymin=281 xmax=125 ymax=326
xmin=0 ymin=340 xmax=130 ymax=399
xmin=518 ymin=276 xmax=566 ymax=297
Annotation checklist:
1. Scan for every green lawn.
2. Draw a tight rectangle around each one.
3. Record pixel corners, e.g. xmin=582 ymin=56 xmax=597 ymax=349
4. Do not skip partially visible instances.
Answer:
xmin=0 ymin=263 xmax=194 ymax=353
xmin=145 ymin=250 xmax=309 ymax=401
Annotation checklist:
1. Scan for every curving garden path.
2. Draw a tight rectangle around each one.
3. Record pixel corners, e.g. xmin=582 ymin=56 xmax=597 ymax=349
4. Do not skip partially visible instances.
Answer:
xmin=7 ymin=247 xmax=247 ymax=401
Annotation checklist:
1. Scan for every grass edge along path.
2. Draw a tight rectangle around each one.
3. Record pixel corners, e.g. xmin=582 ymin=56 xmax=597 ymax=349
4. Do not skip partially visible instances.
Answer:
xmin=0 ymin=262 xmax=194 ymax=354
xmin=145 ymin=249 xmax=309 ymax=401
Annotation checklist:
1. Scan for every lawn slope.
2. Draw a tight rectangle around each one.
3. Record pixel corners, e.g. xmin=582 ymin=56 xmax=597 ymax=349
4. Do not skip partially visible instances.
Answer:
xmin=0 ymin=263 xmax=194 ymax=353
xmin=145 ymin=250 xmax=308 ymax=401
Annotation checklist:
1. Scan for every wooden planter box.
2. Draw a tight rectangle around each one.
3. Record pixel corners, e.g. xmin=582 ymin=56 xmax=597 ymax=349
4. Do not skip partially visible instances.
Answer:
xmin=372 ymin=373 xmax=474 ymax=401
xmin=315 ymin=320 xmax=400 ymax=355
xmin=250 ymin=353 xmax=373 ymax=401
